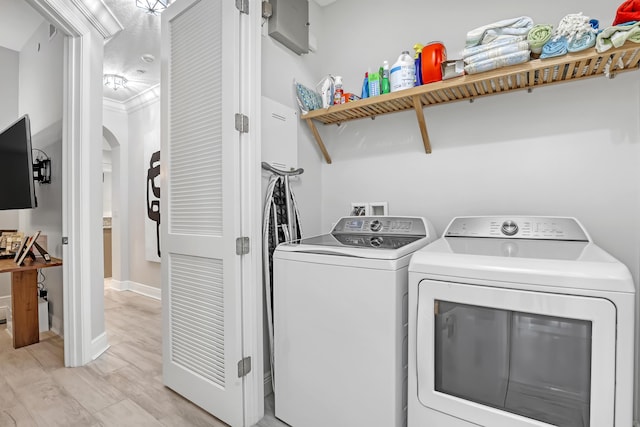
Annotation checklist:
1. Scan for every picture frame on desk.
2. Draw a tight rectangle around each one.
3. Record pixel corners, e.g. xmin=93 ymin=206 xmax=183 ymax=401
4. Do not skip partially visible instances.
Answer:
xmin=3 ymin=231 xmax=24 ymax=253
xmin=15 ymin=231 xmax=40 ymax=266
xmin=13 ymin=236 xmax=27 ymax=263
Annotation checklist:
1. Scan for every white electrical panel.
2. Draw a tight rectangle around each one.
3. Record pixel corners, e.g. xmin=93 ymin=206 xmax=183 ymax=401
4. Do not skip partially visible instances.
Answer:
xmin=261 ymin=96 xmax=298 ymax=171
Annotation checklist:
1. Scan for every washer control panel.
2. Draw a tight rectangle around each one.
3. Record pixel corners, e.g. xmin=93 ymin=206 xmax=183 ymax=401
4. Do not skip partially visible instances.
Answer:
xmin=445 ymin=216 xmax=589 ymax=241
xmin=332 ymin=216 xmax=427 ymax=236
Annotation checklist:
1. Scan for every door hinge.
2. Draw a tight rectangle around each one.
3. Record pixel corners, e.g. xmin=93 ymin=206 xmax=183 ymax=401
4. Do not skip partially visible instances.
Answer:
xmin=62 ymin=237 xmax=69 ymax=245
xmin=236 ymin=237 xmax=250 ymax=255
xmin=235 ymin=113 xmax=249 ymax=133
xmin=235 ymin=0 xmax=249 ymax=15
xmin=262 ymin=1 xmax=272 ymax=19
xmin=238 ymin=356 xmax=252 ymax=377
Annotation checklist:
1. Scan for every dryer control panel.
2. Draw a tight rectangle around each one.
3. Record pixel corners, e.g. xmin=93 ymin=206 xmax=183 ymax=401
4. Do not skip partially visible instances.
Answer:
xmin=445 ymin=216 xmax=589 ymax=241
xmin=332 ymin=216 xmax=427 ymax=236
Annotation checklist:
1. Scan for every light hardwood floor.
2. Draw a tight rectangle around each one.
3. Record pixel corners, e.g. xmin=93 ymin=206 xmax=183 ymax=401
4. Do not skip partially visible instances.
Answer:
xmin=0 ymin=289 xmax=235 ymax=426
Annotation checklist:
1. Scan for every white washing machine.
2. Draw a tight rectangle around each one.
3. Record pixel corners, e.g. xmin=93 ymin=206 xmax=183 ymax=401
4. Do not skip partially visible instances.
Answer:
xmin=273 ymin=216 xmax=437 ymax=427
xmin=408 ymin=216 xmax=636 ymax=427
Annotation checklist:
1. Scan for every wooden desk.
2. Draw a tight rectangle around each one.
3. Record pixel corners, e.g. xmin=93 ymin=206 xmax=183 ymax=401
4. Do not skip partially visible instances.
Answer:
xmin=0 ymin=257 xmax=63 ymax=348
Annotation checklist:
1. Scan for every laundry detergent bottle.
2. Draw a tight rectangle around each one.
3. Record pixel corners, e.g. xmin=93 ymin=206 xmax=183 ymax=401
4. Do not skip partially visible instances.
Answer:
xmin=390 ymin=51 xmax=415 ymax=92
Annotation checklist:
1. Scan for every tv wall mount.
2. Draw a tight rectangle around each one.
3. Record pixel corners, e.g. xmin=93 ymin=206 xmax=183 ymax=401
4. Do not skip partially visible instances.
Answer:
xmin=32 ymin=149 xmax=51 ymax=184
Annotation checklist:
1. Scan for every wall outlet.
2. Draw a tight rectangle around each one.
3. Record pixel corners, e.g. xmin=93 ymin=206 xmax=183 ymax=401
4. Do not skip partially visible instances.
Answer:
xmin=350 ymin=202 xmax=369 ymax=216
xmin=370 ymin=201 xmax=388 ymax=216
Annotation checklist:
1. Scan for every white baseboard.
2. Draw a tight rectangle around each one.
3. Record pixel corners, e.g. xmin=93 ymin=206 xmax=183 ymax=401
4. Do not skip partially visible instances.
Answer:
xmin=108 ymin=279 xmax=128 ymax=291
xmin=108 ymin=280 xmax=161 ymax=300
xmin=264 ymin=371 xmax=273 ymax=397
xmin=0 ymin=295 xmax=11 ymax=321
xmin=91 ymin=331 xmax=110 ymax=360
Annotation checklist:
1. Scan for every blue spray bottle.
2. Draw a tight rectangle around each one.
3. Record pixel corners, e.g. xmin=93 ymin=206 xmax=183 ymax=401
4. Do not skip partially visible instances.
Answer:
xmin=361 ymin=72 xmax=369 ymax=99
xmin=413 ymin=44 xmax=423 ymax=86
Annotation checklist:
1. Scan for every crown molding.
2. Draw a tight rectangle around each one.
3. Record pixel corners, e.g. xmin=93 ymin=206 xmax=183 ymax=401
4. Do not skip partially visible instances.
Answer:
xmin=69 ymin=0 xmax=123 ymax=39
xmin=124 ymin=84 xmax=160 ymax=113
xmin=103 ymin=84 xmax=160 ymax=114
xmin=103 ymin=98 xmax=128 ymax=114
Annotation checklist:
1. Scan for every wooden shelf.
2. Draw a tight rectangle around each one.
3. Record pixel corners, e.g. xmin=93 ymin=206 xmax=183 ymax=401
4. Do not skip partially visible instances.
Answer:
xmin=303 ymin=43 xmax=640 ymax=164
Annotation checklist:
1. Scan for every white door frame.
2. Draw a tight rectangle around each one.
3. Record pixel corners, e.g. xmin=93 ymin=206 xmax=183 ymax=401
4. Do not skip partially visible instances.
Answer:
xmin=25 ymin=0 xmax=95 ymax=366
xmin=240 ymin=0 xmax=264 ymax=423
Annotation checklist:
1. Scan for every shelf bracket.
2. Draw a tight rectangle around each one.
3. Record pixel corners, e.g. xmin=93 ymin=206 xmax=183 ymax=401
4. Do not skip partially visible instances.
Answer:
xmin=412 ymin=96 xmax=432 ymax=154
xmin=305 ymin=119 xmax=332 ymax=164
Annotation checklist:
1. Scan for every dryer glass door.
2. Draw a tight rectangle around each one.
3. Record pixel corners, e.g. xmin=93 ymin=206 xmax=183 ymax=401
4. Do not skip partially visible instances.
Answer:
xmin=434 ymin=301 xmax=591 ymax=425
xmin=416 ymin=280 xmax=616 ymax=427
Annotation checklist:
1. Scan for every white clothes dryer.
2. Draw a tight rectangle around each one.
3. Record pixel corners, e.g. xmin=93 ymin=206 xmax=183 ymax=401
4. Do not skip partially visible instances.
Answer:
xmin=273 ymin=216 xmax=437 ymax=427
xmin=408 ymin=216 xmax=635 ymax=427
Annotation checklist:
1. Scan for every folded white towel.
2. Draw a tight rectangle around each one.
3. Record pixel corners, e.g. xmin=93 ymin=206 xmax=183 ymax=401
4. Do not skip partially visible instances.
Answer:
xmin=464 ymin=41 xmax=531 ymax=64
xmin=462 ymin=36 xmax=526 ymax=58
xmin=466 ymin=16 xmax=534 ymax=47
xmin=464 ymin=50 xmax=531 ymax=74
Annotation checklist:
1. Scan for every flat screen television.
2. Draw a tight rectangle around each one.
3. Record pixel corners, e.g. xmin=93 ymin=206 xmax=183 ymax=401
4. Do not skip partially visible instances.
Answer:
xmin=0 ymin=115 xmax=37 ymax=210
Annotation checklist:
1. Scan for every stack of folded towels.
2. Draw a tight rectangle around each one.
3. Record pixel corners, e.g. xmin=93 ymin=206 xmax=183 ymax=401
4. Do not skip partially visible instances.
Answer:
xmin=463 ymin=16 xmax=533 ymax=74
xmin=539 ymin=13 xmax=597 ymax=59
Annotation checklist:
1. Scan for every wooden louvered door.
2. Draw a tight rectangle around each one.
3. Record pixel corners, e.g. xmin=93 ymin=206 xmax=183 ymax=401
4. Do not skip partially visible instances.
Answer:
xmin=161 ymin=0 xmax=244 ymax=425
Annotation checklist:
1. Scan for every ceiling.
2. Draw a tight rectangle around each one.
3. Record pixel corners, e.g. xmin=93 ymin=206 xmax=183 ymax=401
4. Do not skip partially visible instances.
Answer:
xmin=0 ymin=0 xmax=163 ymax=104
xmin=1 ymin=0 xmax=337 ymax=105
xmin=101 ymin=0 xmax=163 ymax=103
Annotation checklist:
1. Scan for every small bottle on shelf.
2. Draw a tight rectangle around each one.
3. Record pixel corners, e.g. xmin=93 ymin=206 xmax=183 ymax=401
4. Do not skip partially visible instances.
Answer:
xmin=381 ymin=61 xmax=390 ymax=94
xmin=333 ymin=75 xmax=345 ymax=105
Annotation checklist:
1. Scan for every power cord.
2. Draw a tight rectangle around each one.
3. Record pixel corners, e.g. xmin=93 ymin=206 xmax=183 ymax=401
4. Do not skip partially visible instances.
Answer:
xmin=37 ymin=270 xmax=47 ymax=301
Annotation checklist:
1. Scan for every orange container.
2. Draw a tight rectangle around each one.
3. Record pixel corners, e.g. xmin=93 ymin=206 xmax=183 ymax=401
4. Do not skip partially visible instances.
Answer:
xmin=421 ymin=42 xmax=446 ymax=84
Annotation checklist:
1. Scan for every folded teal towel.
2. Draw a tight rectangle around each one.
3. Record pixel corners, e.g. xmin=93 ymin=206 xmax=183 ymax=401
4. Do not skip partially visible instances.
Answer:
xmin=540 ymin=37 xmax=568 ymax=59
xmin=567 ymin=32 xmax=596 ymax=52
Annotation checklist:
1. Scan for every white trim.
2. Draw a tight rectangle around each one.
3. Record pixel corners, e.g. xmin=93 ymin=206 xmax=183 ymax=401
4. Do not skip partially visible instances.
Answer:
xmin=0 ymin=296 xmax=11 ymax=321
xmin=26 ymin=0 xmax=99 ymax=368
xmin=69 ymin=0 xmax=123 ymax=39
xmin=108 ymin=280 xmax=162 ymax=301
xmin=108 ymin=278 xmax=128 ymax=291
xmin=240 ymin=1 xmax=264 ymax=424
xmin=264 ymin=371 xmax=273 ymax=397
xmin=123 ymin=84 xmax=161 ymax=112
xmin=91 ymin=331 xmax=110 ymax=360
xmin=126 ymin=281 xmax=161 ymax=300
xmin=104 ymin=84 xmax=161 ymax=114
xmin=103 ymin=98 xmax=127 ymax=114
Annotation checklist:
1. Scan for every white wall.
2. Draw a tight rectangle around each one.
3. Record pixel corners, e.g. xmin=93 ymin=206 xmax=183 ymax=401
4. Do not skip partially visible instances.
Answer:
xmin=0 ymin=47 xmax=19 ymax=128
xmin=304 ymin=0 xmax=639 ymax=419
xmin=103 ymin=147 xmax=112 ymax=217
xmin=0 ymin=46 xmax=20 ymax=298
xmin=18 ymin=20 xmax=64 ymax=333
xmin=88 ymin=25 xmax=107 ymax=342
xmin=311 ymin=0 xmax=640 ymax=274
xmin=261 ymin=1 xmax=325 ymax=238
xmin=260 ymin=0 xmax=328 ymax=385
xmin=127 ymin=98 xmax=161 ymax=289
xmin=104 ymin=104 xmax=130 ymax=284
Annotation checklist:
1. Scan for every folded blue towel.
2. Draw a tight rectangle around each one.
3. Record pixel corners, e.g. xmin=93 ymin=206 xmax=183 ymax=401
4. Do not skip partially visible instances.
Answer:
xmin=540 ymin=37 xmax=568 ymax=59
xmin=567 ymin=32 xmax=596 ymax=52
